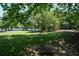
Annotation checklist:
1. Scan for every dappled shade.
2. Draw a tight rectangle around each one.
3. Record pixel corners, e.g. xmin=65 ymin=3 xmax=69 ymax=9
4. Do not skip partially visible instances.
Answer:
xmin=0 ymin=32 xmax=79 ymax=56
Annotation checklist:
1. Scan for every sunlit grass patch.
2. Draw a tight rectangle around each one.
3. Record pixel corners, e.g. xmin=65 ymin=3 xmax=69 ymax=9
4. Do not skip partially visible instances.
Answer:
xmin=0 ymin=31 xmax=40 ymax=36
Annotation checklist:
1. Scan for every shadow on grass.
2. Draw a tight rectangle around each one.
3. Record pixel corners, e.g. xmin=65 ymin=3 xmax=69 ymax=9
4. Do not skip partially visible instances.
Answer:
xmin=0 ymin=32 xmax=79 ymax=56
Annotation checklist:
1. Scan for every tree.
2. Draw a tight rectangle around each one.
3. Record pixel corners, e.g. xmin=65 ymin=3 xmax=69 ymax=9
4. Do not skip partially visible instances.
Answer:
xmin=0 ymin=3 xmax=26 ymax=30
xmin=32 ymin=10 xmax=60 ymax=32
xmin=57 ymin=3 xmax=79 ymax=30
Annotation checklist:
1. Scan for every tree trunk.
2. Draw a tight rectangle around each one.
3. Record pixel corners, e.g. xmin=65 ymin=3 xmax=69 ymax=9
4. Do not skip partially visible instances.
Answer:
xmin=10 ymin=27 xmax=13 ymax=31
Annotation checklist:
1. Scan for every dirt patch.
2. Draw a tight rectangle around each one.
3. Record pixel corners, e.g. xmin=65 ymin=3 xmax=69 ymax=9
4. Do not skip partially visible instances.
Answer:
xmin=23 ymin=39 xmax=78 ymax=56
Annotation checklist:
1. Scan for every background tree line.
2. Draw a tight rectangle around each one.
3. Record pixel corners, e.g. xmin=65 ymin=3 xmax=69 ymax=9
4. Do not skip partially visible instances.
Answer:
xmin=0 ymin=3 xmax=79 ymax=32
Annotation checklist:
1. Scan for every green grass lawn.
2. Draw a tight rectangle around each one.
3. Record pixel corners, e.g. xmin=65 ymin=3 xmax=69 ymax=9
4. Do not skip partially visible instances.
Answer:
xmin=0 ymin=31 xmax=40 ymax=36
xmin=0 ymin=31 xmax=53 ymax=36
xmin=0 ymin=31 xmax=78 ymax=56
xmin=0 ymin=31 xmax=54 ymax=55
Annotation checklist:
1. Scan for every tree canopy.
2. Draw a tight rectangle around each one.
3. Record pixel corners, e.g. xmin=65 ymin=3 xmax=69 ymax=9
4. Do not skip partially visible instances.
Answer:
xmin=0 ymin=3 xmax=79 ymax=32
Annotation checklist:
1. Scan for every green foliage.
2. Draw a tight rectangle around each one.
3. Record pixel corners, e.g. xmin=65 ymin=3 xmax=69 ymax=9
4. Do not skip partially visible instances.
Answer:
xmin=32 ymin=11 xmax=60 ymax=31
xmin=0 ymin=20 xmax=3 ymax=28
xmin=0 ymin=3 xmax=79 ymax=31
xmin=57 ymin=3 xmax=79 ymax=30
